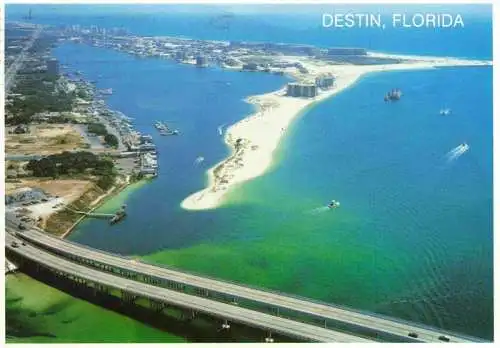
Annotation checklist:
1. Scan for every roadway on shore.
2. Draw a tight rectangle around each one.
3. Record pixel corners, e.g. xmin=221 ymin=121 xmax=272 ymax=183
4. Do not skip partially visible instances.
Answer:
xmin=5 ymin=26 xmax=43 ymax=93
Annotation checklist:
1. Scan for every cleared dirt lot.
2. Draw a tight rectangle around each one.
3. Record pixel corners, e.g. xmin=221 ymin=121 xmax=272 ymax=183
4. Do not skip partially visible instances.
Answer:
xmin=6 ymin=179 xmax=92 ymax=203
xmin=5 ymin=123 xmax=88 ymax=155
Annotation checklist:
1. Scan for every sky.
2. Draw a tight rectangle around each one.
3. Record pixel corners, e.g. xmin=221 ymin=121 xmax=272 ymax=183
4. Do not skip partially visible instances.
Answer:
xmin=5 ymin=3 xmax=492 ymax=17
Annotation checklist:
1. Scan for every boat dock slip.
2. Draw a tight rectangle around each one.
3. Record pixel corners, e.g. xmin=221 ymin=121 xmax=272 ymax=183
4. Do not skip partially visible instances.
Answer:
xmin=8 ymin=224 xmax=484 ymax=343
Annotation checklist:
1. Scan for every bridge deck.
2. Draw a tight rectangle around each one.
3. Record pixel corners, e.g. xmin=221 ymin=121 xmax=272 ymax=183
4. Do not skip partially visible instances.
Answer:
xmin=13 ymin=226 xmax=482 ymax=343
xmin=5 ymin=234 xmax=372 ymax=343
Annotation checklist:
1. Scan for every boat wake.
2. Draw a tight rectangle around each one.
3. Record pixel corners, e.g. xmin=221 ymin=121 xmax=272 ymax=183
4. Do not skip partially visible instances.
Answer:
xmin=217 ymin=124 xmax=226 ymax=136
xmin=306 ymin=206 xmax=330 ymax=215
xmin=194 ymin=156 xmax=205 ymax=165
xmin=445 ymin=143 xmax=469 ymax=163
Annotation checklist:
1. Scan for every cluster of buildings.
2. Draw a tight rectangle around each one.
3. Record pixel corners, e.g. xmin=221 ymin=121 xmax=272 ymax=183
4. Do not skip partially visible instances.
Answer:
xmin=136 ymin=135 xmax=158 ymax=176
xmin=4 ymin=23 xmax=62 ymax=78
xmin=61 ymin=24 xmax=129 ymax=37
xmin=286 ymin=83 xmax=318 ymax=98
xmin=140 ymin=151 xmax=158 ymax=176
xmin=286 ymin=73 xmax=336 ymax=98
xmin=49 ymin=24 xmax=378 ymax=76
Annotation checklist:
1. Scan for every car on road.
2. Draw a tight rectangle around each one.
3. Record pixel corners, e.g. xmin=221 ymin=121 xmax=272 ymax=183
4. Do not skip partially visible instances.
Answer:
xmin=11 ymin=241 xmax=19 ymax=248
xmin=408 ymin=332 xmax=418 ymax=338
xmin=438 ymin=335 xmax=450 ymax=342
xmin=18 ymin=223 xmax=26 ymax=230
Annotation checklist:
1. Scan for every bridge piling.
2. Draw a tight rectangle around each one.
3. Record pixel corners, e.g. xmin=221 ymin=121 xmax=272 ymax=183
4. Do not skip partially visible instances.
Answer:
xmin=149 ymin=299 xmax=166 ymax=312
xmin=265 ymin=331 xmax=274 ymax=343
xmin=121 ymin=290 xmax=137 ymax=303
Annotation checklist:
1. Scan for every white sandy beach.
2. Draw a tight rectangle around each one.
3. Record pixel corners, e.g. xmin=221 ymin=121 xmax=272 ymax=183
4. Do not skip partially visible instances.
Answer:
xmin=181 ymin=54 xmax=491 ymax=210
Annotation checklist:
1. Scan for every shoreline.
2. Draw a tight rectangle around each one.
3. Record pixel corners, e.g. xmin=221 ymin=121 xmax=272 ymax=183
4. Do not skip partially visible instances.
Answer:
xmin=181 ymin=55 xmax=491 ymax=211
xmin=58 ymin=176 xmax=151 ymax=239
xmin=58 ymin=180 xmax=126 ymax=239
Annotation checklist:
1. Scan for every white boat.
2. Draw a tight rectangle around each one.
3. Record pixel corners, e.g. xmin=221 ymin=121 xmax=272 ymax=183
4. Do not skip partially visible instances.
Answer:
xmin=440 ymin=108 xmax=451 ymax=115
xmin=100 ymin=88 xmax=113 ymax=95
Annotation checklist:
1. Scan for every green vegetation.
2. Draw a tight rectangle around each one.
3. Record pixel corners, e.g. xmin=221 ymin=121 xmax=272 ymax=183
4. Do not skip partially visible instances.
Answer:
xmin=6 ymin=72 xmax=76 ymax=125
xmin=87 ymin=123 xmax=119 ymax=148
xmin=26 ymin=151 xmax=116 ymax=190
xmin=130 ymin=171 xmax=145 ymax=183
xmin=104 ymin=134 xmax=119 ymax=148
xmin=87 ymin=123 xmax=107 ymax=136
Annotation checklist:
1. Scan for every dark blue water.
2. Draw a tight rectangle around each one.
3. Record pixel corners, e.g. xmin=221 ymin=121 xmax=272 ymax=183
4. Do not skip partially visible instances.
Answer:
xmin=53 ymin=43 xmax=289 ymax=253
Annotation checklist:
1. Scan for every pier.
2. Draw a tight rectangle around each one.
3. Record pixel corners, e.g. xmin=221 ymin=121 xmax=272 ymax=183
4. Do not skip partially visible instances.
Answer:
xmin=65 ymin=206 xmax=126 ymax=224
xmin=65 ymin=206 xmax=114 ymax=219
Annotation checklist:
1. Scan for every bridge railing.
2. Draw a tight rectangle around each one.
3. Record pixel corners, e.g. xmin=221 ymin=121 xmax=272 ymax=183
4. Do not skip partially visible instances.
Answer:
xmin=135 ymin=256 xmax=486 ymax=342
xmin=24 ymin=227 xmax=486 ymax=342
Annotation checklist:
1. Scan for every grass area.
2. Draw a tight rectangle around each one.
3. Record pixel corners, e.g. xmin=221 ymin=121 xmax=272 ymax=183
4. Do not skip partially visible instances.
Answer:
xmin=45 ymin=184 xmax=107 ymax=235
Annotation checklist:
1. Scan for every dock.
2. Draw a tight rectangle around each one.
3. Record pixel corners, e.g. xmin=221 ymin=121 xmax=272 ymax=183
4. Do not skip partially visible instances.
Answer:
xmin=154 ymin=121 xmax=179 ymax=136
xmin=66 ymin=207 xmax=114 ymax=219
xmin=65 ymin=206 xmax=126 ymax=224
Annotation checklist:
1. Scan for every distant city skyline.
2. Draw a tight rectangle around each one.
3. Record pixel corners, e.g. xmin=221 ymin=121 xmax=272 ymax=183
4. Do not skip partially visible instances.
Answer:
xmin=6 ymin=3 xmax=492 ymax=17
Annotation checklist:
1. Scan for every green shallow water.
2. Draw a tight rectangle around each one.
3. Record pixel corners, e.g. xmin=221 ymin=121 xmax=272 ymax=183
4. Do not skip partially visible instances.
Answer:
xmin=5 ymin=273 xmax=184 ymax=343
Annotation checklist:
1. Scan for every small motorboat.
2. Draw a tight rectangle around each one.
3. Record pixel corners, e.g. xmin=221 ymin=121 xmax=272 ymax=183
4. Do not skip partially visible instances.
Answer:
xmin=328 ymin=200 xmax=340 ymax=209
xmin=440 ymin=108 xmax=451 ymax=115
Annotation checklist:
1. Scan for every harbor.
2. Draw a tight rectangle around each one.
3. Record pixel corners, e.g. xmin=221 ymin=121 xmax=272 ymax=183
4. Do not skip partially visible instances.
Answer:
xmin=68 ymin=72 xmax=163 ymax=179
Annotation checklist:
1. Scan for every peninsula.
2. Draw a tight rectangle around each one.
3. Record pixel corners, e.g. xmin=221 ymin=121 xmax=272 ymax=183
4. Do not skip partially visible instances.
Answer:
xmin=9 ymin=22 xmax=489 ymax=211
xmin=181 ymin=54 xmax=490 ymax=210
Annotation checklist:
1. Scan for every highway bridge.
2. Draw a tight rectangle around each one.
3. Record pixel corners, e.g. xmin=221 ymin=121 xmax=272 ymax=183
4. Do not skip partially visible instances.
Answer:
xmin=6 ymin=223 xmax=484 ymax=343
xmin=5 ymin=233 xmax=370 ymax=342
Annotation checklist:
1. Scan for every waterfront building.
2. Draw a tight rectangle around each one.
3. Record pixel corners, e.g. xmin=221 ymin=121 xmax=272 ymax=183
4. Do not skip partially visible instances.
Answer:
xmin=196 ymin=55 xmax=208 ymax=67
xmin=242 ymin=62 xmax=259 ymax=71
xmin=286 ymin=83 xmax=318 ymax=98
xmin=327 ymin=47 xmax=367 ymax=56
xmin=315 ymin=74 xmax=336 ymax=89
xmin=175 ymin=51 xmax=188 ymax=61
xmin=46 ymin=58 xmax=59 ymax=75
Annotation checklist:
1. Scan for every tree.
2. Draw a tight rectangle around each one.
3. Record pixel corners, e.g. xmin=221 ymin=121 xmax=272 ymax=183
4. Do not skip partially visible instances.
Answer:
xmin=104 ymin=134 xmax=119 ymax=148
xmin=87 ymin=123 xmax=107 ymax=136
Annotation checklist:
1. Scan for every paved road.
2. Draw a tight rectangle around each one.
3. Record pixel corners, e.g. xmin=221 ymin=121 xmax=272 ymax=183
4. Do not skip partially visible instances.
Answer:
xmin=5 ymin=233 xmax=372 ymax=343
xmin=5 ymin=26 xmax=43 ymax=93
xmin=5 ymin=154 xmax=45 ymax=161
xmin=10 ymin=224 xmax=483 ymax=343
xmin=74 ymin=124 xmax=105 ymax=150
